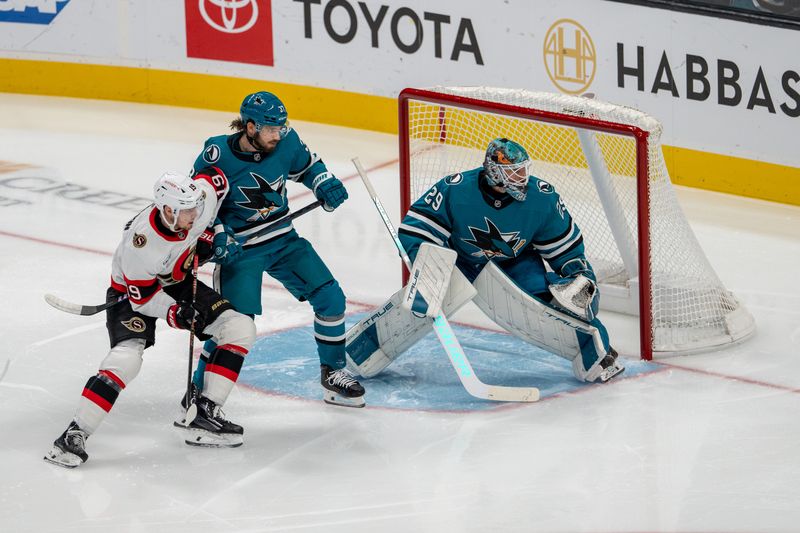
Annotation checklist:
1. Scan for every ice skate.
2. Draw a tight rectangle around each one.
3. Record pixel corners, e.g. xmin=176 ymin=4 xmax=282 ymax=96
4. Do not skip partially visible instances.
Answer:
xmin=43 ymin=421 xmax=89 ymax=468
xmin=321 ymin=364 xmax=365 ymax=408
xmin=178 ymin=395 xmax=244 ymax=448
xmin=598 ymin=348 xmax=625 ymax=382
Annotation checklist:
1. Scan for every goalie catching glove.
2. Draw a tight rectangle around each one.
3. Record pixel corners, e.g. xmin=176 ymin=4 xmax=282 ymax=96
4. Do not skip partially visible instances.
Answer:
xmin=546 ymin=258 xmax=599 ymax=321
xmin=402 ymin=243 xmax=458 ymax=318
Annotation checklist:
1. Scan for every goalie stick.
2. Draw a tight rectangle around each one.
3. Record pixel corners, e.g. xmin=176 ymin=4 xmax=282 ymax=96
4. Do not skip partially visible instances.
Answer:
xmin=351 ymin=158 xmax=539 ymax=402
xmin=44 ymin=200 xmax=325 ymax=316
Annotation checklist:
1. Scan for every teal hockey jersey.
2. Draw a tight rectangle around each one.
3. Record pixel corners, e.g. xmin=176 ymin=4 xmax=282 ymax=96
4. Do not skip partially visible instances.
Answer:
xmin=191 ymin=129 xmax=329 ymax=250
xmin=398 ymin=168 xmax=587 ymax=278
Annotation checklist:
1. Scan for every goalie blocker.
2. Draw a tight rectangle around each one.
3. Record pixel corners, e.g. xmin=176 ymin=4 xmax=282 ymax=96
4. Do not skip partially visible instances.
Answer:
xmin=346 ymin=252 xmax=623 ymax=383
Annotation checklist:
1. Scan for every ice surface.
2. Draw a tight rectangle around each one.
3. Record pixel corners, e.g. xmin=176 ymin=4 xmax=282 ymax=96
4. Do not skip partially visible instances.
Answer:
xmin=1 ymin=94 xmax=799 ymax=533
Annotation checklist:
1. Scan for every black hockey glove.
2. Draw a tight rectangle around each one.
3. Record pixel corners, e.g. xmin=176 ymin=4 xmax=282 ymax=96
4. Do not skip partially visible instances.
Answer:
xmin=195 ymin=228 xmax=215 ymax=266
xmin=166 ymin=302 xmax=211 ymax=340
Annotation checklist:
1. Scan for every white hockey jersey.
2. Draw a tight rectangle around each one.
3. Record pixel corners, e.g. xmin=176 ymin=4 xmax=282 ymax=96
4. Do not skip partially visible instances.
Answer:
xmin=109 ymin=168 xmax=229 ymax=320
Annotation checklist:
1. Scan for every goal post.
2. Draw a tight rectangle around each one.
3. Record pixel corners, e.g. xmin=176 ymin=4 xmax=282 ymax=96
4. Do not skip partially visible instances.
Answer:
xmin=398 ymin=86 xmax=755 ymax=360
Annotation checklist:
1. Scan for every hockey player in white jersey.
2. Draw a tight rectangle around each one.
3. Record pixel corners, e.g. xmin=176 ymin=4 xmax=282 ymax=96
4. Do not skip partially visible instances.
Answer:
xmin=346 ymin=138 xmax=624 ymax=386
xmin=44 ymin=169 xmax=256 ymax=468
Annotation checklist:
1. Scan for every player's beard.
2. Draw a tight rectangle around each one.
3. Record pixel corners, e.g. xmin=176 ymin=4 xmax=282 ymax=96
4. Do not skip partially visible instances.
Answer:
xmin=246 ymin=133 xmax=278 ymax=154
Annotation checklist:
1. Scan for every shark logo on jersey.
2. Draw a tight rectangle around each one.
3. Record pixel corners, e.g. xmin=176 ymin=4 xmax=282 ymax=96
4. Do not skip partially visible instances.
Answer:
xmin=537 ymin=180 xmax=554 ymax=194
xmin=203 ymin=144 xmax=221 ymax=164
xmin=236 ymin=172 xmax=285 ymax=221
xmin=463 ymin=218 xmax=526 ymax=259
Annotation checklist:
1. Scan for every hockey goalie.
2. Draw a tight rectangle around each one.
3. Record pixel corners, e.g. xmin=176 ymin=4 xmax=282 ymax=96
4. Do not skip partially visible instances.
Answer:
xmin=346 ymin=138 xmax=624 ymax=386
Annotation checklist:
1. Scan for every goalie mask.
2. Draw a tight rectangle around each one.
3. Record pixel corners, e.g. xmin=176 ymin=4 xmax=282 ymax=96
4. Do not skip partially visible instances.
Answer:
xmin=153 ymin=172 xmax=204 ymax=232
xmin=483 ymin=138 xmax=531 ymax=201
xmin=240 ymin=91 xmax=290 ymax=139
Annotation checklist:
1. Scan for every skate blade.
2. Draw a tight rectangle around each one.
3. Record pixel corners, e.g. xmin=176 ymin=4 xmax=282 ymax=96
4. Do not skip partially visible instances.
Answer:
xmin=43 ymin=447 xmax=83 ymax=468
xmin=323 ymin=390 xmax=365 ymax=408
xmin=600 ymin=365 xmax=626 ymax=383
xmin=180 ymin=427 xmax=243 ymax=448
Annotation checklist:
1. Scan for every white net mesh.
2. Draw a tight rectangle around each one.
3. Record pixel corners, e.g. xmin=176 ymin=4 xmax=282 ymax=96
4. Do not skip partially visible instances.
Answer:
xmin=402 ymin=87 xmax=755 ymax=357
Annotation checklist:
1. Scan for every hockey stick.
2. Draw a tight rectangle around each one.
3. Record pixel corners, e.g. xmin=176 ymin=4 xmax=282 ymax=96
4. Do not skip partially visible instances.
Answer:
xmin=242 ymin=199 xmax=324 ymax=245
xmin=181 ymin=253 xmax=200 ymax=427
xmin=43 ymin=201 xmax=325 ymax=316
xmin=44 ymin=292 xmax=128 ymax=316
xmin=351 ymin=158 xmax=539 ymax=402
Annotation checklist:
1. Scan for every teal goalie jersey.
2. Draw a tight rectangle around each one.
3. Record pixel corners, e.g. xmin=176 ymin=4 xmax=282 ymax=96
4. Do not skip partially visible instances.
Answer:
xmin=398 ymin=168 xmax=588 ymax=280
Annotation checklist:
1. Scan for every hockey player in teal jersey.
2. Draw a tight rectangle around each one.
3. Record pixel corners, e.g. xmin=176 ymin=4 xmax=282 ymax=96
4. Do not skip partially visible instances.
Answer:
xmin=346 ymin=138 xmax=623 ymax=385
xmin=188 ymin=91 xmax=365 ymax=407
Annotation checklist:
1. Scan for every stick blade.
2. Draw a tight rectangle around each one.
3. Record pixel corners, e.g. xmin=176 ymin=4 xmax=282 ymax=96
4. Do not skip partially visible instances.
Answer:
xmin=44 ymin=294 xmax=85 ymax=315
xmin=485 ymin=385 xmax=540 ymax=402
xmin=182 ymin=404 xmax=198 ymax=427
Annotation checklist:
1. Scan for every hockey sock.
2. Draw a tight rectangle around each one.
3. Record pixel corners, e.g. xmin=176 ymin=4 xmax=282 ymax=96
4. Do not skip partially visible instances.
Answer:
xmin=202 ymin=345 xmax=247 ymax=405
xmin=314 ymin=313 xmax=346 ymax=368
xmin=74 ymin=371 xmax=125 ymax=434
xmin=193 ymin=340 xmax=217 ymax=390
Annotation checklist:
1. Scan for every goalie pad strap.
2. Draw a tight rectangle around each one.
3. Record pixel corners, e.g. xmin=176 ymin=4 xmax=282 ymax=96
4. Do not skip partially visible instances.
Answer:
xmin=402 ymin=243 xmax=458 ymax=318
xmin=346 ymin=268 xmax=476 ymax=377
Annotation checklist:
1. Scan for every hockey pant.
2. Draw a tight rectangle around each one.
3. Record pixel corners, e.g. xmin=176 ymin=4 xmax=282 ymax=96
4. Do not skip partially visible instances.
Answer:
xmin=197 ymin=233 xmax=346 ymax=390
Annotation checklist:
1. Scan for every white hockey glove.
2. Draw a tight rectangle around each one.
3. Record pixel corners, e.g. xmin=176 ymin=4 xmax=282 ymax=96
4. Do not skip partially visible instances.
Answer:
xmin=402 ymin=242 xmax=458 ymax=318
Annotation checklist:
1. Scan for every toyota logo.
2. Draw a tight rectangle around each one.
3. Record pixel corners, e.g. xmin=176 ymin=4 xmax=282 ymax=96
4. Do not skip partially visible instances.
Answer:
xmin=198 ymin=0 xmax=258 ymax=34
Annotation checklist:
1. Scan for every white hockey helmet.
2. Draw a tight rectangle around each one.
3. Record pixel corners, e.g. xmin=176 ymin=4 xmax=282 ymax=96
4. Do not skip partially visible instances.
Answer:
xmin=153 ymin=172 xmax=204 ymax=231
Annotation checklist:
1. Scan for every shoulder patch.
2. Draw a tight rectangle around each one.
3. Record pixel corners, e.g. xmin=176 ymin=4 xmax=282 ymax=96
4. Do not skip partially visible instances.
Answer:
xmin=132 ymin=233 xmax=147 ymax=248
xmin=203 ymin=144 xmax=221 ymax=164
xmin=445 ymin=173 xmax=463 ymax=185
xmin=537 ymin=180 xmax=554 ymax=194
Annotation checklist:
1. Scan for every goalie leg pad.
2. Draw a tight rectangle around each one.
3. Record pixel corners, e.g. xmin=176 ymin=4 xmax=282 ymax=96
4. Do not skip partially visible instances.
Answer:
xmin=402 ymin=243 xmax=458 ymax=318
xmin=473 ymin=262 xmax=614 ymax=382
xmin=346 ymin=268 xmax=476 ymax=377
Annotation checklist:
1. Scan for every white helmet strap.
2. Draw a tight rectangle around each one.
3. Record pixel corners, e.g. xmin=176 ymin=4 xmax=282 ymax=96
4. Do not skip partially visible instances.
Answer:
xmin=159 ymin=205 xmax=181 ymax=232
